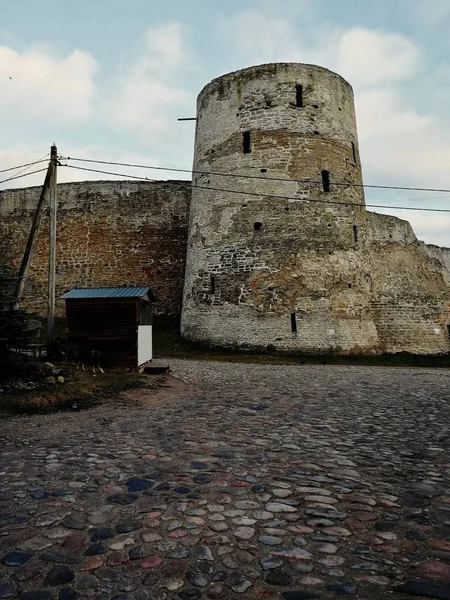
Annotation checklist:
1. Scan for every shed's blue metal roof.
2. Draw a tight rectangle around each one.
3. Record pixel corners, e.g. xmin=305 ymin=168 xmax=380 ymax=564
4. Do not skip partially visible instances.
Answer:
xmin=61 ymin=287 xmax=151 ymax=299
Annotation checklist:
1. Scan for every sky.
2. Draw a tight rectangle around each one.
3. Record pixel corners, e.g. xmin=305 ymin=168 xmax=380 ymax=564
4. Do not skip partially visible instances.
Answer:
xmin=1 ymin=0 xmax=450 ymax=245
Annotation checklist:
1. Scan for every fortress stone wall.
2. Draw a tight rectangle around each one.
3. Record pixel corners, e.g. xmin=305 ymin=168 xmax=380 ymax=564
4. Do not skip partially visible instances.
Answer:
xmin=0 ymin=180 xmax=191 ymax=319
xmin=1 ymin=62 xmax=450 ymax=355
xmin=181 ymin=63 xmax=450 ymax=355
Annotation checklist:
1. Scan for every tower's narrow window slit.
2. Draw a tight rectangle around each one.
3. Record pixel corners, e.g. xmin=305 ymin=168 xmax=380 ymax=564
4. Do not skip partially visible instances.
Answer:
xmin=291 ymin=312 xmax=297 ymax=333
xmin=353 ymin=224 xmax=358 ymax=243
xmin=254 ymin=222 xmax=262 ymax=231
xmin=243 ymin=131 xmax=251 ymax=154
xmin=296 ymin=84 xmax=303 ymax=108
xmin=322 ymin=170 xmax=331 ymax=193
xmin=210 ymin=275 xmax=215 ymax=294
xmin=352 ymin=142 xmax=357 ymax=163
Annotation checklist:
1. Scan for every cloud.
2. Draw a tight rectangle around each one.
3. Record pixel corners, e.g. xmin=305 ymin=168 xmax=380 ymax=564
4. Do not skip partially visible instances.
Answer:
xmin=337 ymin=29 xmax=421 ymax=86
xmin=412 ymin=0 xmax=450 ymax=27
xmin=107 ymin=23 xmax=192 ymax=136
xmin=0 ymin=46 xmax=97 ymax=121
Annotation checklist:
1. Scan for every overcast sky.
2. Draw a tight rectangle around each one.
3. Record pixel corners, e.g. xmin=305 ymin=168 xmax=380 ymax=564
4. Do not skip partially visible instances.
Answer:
xmin=1 ymin=0 xmax=450 ymax=245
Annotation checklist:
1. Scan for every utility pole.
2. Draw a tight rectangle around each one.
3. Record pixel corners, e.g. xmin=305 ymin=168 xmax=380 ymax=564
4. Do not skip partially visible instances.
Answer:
xmin=46 ymin=145 xmax=58 ymax=359
xmin=11 ymin=151 xmax=54 ymax=311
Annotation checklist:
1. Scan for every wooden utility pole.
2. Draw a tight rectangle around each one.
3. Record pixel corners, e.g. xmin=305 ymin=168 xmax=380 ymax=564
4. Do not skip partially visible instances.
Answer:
xmin=46 ymin=145 xmax=58 ymax=359
xmin=11 ymin=151 xmax=54 ymax=311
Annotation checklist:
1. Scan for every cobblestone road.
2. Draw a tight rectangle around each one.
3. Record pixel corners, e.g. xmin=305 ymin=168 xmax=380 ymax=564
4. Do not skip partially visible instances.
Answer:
xmin=1 ymin=360 xmax=450 ymax=600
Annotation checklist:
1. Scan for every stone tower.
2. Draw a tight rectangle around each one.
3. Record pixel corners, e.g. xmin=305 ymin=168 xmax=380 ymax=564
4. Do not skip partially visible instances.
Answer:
xmin=181 ymin=62 xmax=379 ymax=353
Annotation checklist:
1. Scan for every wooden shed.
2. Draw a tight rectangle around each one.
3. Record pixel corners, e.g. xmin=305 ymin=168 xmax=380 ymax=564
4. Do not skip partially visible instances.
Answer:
xmin=61 ymin=286 xmax=155 ymax=368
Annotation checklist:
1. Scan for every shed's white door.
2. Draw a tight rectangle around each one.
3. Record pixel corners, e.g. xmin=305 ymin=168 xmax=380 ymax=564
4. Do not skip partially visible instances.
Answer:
xmin=137 ymin=325 xmax=152 ymax=366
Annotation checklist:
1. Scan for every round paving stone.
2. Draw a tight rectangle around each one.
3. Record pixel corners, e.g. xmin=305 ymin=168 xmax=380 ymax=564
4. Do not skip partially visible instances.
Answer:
xmin=258 ymin=536 xmax=283 ymax=546
xmin=58 ymin=589 xmax=81 ymax=600
xmin=233 ymin=527 xmax=255 ymax=540
xmin=0 ymin=581 xmax=17 ymax=599
xmin=75 ymin=573 xmax=99 ymax=589
xmin=85 ymin=543 xmax=107 ymax=556
xmin=96 ymin=567 xmax=120 ymax=582
xmin=260 ymin=557 xmax=285 ymax=570
xmin=30 ymin=491 xmax=49 ymax=500
xmin=116 ymin=522 xmax=142 ymax=534
xmin=20 ymin=593 xmax=55 ymax=600
xmin=45 ymin=566 xmax=75 ymax=586
xmin=165 ymin=549 xmax=189 ymax=559
xmin=193 ymin=475 xmax=211 ymax=484
xmin=1 ymin=552 xmax=32 ymax=567
xmin=39 ymin=552 xmax=75 ymax=564
xmin=90 ymin=527 xmax=114 ymax=542
xmin=191 ymin=462 xmax=209 ymax=470
xmin=327 ymin=584 xmax=358 ymax=595
xmin=265 ymin=571 xmax=292 ymax=586
xmin=126 ymin=478 xmax=153 ymax=492
xmin=62 ymin=519 xmax=86 ymax=531
xmin=178 ymin=589 xmax=201 ymax=600
xmin=185 ymin=569 xmax=208 ymax=587
xmin=193 ymin=546 xmax=214 ymax=561
xmin=252 ymin=484 xmax=266 ymax=493
xmin=107 ymin=493 xmax=138 ymax=505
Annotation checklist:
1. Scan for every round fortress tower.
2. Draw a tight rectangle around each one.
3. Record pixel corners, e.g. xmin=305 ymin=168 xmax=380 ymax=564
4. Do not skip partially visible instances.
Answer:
xmin=181 ymin=63 xmax=379 ymax=353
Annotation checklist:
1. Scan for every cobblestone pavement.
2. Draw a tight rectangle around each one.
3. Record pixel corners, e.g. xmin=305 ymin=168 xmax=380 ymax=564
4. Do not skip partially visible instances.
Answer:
xmin=1 ymin=360 xmax=450 ymax=600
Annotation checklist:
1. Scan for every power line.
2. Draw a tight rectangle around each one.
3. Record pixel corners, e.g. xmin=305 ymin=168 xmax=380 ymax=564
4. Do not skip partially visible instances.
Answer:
xmin=63 ymin=156 xmax=450 ymax=195
xmin=6 ymin=153 xmax=50 ymax=184
xmin=0 ymin=167 xmax=49 ymax=187
xmin=0 ymin=156 xmax=49 ymax=174
xmin=61 ymin=163 xmax=450 ymax=214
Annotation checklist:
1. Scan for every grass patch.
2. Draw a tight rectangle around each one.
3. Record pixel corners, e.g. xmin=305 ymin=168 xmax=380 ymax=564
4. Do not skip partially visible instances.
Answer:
xmin=153 ymin=326 xmax=450 ymax=368
xmin=0 ymin=363 xmax=151 ymax=417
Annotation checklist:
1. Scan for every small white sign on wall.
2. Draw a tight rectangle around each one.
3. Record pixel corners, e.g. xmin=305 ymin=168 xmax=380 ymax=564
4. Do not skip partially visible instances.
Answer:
xmin=434 ymin=328 xmax=441 ymax=335
xmin=327 ymin=328 xmax=336 ymax=336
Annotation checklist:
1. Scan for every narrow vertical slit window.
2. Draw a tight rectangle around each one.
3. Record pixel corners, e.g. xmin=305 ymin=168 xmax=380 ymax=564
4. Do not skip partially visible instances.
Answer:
xmin=296 ymin=84 xmax=303 ymax=108
xmin=353 ymin=225 xmax=358 ymax=243
xmin=291 ymin=312 xmax=297 ymax=334
xmin=352 ymin=142 xmax=357 ymax=163
xmin=210 ymin=275 xmax=215 ymax=294
xmin=321 ymin=170 xmax=331 ymax=193
xmin=243 ymin=131 xmax=251 ymax=154
xmin=447 ymin=324 xmax=450 ymax=338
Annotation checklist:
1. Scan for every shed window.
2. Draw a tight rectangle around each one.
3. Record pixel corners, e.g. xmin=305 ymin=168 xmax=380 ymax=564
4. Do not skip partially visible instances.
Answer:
xmin=296 ymin=84 xmax=304 ymax=108
xmin=291 ymin=312 xmax=297 ymax=333
xmin=243 ymin=131 xmax=251 ymax=154
xmin=322 ymin=170 xmax=331 ymax=193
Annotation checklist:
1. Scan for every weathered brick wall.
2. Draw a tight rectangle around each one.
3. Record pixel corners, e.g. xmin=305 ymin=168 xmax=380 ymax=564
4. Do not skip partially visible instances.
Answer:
xmin=0 ymin=180 xmax=191 ymax=318
xmin=182 ymin=63 xmax=375 ymax=353
xmin=425 ymin=244 xmax=450 ymax=286
xmin=181 ymin=63 xmax=450 ymax=355
xmin=366 ymin=212 xmax=450 ymax=354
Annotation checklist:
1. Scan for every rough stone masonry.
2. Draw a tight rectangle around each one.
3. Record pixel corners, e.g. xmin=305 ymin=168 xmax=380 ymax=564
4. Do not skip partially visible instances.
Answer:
xmin=1 ymin=62 xmax=450 ymax=356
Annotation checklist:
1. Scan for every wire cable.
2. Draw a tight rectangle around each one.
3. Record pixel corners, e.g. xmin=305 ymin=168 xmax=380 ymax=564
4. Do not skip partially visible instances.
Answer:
xmin=0 ymin=167 xmax=49 ymax=187
xmin=61 ymin=163 xmax=450 ymax=214
xmin=0 ymin=155 xmax=49 ymax=175
xmin=63 ymin=156 xmax=450 ymax=195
